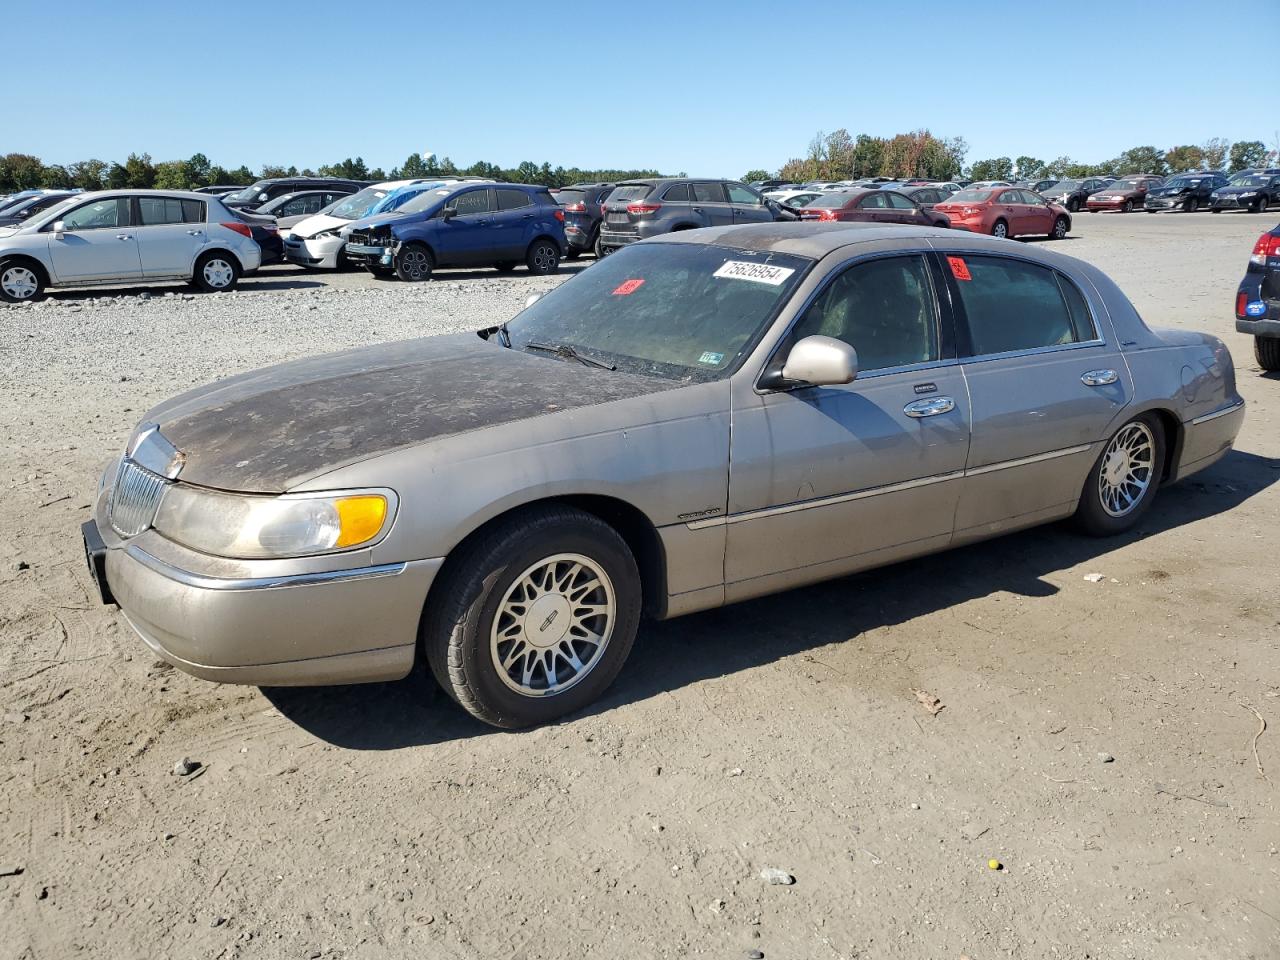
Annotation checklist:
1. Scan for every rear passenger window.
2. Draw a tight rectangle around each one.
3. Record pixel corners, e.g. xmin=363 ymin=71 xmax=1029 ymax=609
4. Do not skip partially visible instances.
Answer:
xmin=692 ymin=182 xmax=726 ymax=203
xmin=952 ymin=256 xmax=1088 ymax=356
xmin=662 ymin=183 xmax=691 ymax=202
xmin=788 ymin=255 xmax=940 ymax=372
xmin=139 ymin=197 xmax=205 ymax=224
xmin=497 ymin=188 xmax=533 ymax=210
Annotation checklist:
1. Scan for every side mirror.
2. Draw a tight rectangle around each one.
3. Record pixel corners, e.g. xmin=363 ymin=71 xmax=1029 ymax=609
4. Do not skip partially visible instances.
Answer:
xmin=762 ymin=335 xmax=858 ymax=389
xmin=52 ymin=220 xmax=66 ymax=238
xmin=442 ymin=206 xmax=458 ymax=220
xmin=524 ymin=292 xmax=542 ymax=308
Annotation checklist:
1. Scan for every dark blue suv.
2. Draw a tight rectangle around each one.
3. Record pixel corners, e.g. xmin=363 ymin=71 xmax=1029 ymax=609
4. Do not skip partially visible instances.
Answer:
xmin=343 ymin=182 xmax=566 ymax=281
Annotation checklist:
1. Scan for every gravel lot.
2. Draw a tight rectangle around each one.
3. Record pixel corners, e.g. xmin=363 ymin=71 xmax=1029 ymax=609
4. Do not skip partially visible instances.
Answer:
xmin=2 ymin=213 xmax=1278 ymax=959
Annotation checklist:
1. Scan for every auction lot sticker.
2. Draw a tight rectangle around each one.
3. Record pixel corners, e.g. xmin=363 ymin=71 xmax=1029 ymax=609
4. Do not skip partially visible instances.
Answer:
xmin=946 ymin=256 xmax=972 ymax=281
xmin=612 ymin=278 xmax=645 ymax=295
xmin=713 ymin=261 xmax=796 ymax=285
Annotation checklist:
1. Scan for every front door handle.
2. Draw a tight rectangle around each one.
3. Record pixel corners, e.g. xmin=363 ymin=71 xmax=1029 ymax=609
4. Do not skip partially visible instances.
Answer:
xmin=186 ymin=229 xmax=203 ymax=236
xmin=904 ymin=397 xmax=956 ymax=418
xmin=116 ymin=234 xmax=133 ymax=240
xmin=1081 ymin=369 xmax=1118 ymax=386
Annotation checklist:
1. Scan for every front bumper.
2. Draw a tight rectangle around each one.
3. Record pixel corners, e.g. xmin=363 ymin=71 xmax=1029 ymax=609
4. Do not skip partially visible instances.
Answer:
xmin=1085 ymin=199 xmax=1131 ymax=211
xmin=284 ymin=234 xmax=344 ymax=268
xmin=1144 ymin=197 xmax=1190 ymax=210
xmin=83 ymin=514 xmax=441 ymax=686
xmin=346 ymin=242 xmax=395 ymax=267
xmin=598 ymin=229 xmax=641 ymax=249
xmin=1211 ymin=195 xmax=1258 ymax=210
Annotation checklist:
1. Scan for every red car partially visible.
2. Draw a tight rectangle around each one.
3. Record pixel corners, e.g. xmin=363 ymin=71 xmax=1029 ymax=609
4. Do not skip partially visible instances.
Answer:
xmin=933 ymin=187 xmax=1071 ymax=240
xmin=797 ymin=189 xmax=949 ymax=228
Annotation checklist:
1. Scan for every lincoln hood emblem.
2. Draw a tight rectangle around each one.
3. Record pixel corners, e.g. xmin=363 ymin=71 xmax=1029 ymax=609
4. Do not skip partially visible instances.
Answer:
xmin=126 ymin=423 xmax=186 ymax=479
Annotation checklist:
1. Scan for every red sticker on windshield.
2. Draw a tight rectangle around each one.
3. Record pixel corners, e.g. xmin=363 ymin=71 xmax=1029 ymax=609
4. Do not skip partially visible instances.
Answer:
xmin=612 ymin=278 xmax=644 ymax=296
xmin=947 ymin=256 xmax=971 ymax=281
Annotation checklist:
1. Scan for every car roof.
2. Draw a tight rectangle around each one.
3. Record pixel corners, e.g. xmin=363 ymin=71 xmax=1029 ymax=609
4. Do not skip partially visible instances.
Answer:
xmin=51 ymin=189 xmax=220 ymax=202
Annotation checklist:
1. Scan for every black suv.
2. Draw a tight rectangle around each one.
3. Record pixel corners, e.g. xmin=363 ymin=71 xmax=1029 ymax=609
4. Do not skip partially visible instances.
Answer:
xmin=597 ymin=178 xmax=791 ymax=256
xmin=551 ymin=182 xmax=614 ymax=259
xmin=1144 ymin=172 xmax=1228 ymax=212
xmin=221 ymin=177 xmax=364 ymax=211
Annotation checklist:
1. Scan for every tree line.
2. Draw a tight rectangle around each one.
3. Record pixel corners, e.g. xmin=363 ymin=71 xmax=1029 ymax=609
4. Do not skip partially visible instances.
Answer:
xmin=748 ymin=130 xmax=1276 ymax=184
xmin=0 ymin=151 xmax=668 ymax=195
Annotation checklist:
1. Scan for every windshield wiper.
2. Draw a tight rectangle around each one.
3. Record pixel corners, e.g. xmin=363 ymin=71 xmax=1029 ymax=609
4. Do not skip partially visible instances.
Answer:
xmin=525 ymin=340 xmax=615 ymax=370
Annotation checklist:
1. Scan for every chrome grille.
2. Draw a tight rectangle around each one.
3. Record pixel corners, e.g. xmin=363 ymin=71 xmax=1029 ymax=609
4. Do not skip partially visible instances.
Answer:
xmin=108 ymin=459 xmax=168 ymax=538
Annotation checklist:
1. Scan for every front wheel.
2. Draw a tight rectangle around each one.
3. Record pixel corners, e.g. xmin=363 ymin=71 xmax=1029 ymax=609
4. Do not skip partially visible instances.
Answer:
xmin=526 ymin=239 xmax=560 ymax=275
xmin=1256 ymin=336 xmax=1280 ymax=371
xmin=494 ymin=261 xmax=517 ymax=273
xmin=422 ymin=506 xmax=642 ymax=728
xmin=0 ymin=259 xmax=45 ymax=303
xmin=990 ymin=219 xmax=1008 ymax=239
xmin=1255 ymin=198 xmax=1270 ymax=214
xmin=1073 ymin=416 xmax=1163 ymax=536
xmin=1122 ymin=200 xmax=1133 ymax=213
xmin=1184 ymin=197 xmax=1199 ymax=213
xmin=192 ymin=252 xmax=240 ymax=293
xmin=394 ymin=243 xmax=433 ymax=282
xmin=1048 ymin=216 xmax=1069 ymax=240
xmin=1067 ymin=197 xmax=1080 ymax=213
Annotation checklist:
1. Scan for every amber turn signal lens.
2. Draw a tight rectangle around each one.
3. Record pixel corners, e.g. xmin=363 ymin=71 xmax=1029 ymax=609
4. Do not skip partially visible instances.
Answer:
xmin=334 ymin=495 xmax=388 ymax=548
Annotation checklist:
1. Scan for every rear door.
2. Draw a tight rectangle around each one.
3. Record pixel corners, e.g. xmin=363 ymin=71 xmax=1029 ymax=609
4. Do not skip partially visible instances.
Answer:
xmin=691 ymin=181 xmax=734 ymax=226
xmin=939 ymin=251 xmax=1133 ymax=538
xmin=46 ymin=197 xmax=142 ymax=282
xmin=726 ymin=182 xmax=773 ymax=223
xmin=994 ymin=189 xmax=1027 ymax=232
xmin=855 ymin=191 xmax=890 ymax=221
xmin=493 ymin=187 xmax=536 ymax=259
xmin=884 ymin=190 xmax=924 ymax=224
xmin=136 ymin=196 xmax=208 ymax=277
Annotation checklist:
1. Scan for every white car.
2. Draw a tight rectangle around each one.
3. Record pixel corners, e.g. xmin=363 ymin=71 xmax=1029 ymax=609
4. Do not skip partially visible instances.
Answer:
xmin=283 ymin=179 xmax=487 ymax=270
xmin=764 ymin=189 xmax=825 ymax=208
xmin=0 ymin=190 xmax=261 ymax=303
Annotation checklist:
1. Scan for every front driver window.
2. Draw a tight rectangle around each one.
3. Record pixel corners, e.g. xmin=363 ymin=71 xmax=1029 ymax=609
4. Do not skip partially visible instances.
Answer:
xmin=450 ymin=190 xmax=491 ymax=216
xmin=61 ymin=198 xmax=128 ymax=231
xmin=885 ymin=192 xmax=916 ymax=210
xmin=726 ymin=183 xmax=762 ymax=205
xmin=788 ymin=256 xmax=940 ymax=373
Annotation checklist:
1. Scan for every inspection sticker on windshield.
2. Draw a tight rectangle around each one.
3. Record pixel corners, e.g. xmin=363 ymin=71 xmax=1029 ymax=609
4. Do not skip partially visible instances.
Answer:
xmin=713 ymin=261 xmax=795 ymax=285
xmin=612 ymin=278 xmax=645 ymax=295
xmin=946 ymin=256 xmax=972 ymax=281
xmin=697 ymin=351 xmax=725 ymax=365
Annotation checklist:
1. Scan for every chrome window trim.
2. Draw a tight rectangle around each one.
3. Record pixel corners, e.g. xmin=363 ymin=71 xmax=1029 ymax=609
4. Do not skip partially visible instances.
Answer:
xmin=688 ymin=442 xmax=1095 ymax=530
xmin=1189 ymin=399 xmax=1244 ymax=426
xmin=124 ymin=545 xmax=407 ymax=591
xmin=956 ymin=338 xmax=1106 ymax=365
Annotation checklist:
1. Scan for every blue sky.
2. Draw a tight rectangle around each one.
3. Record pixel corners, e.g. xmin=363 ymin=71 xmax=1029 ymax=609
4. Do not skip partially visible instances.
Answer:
xmin=10 ymin=0 xmax=1278 ymax=177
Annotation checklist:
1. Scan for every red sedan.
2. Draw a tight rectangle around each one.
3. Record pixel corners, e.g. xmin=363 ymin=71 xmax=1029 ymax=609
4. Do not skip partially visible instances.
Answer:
xmin=797 ymin=190 xmax=950 ymax=228
xmin=933 ymin=187 xmax=1071 ymax=240
xmin=1084 ymin=175 xmax=1163 ymax=213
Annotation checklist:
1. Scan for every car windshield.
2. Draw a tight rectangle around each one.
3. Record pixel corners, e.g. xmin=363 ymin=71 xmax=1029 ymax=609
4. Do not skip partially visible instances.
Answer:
xmin=948 ymin=189 xmax=995 ymax=203
xmin=28 ymin=196 xmax=79 ymax=223
xmin=807 ymin=194 xmax=851 ymax=207
xmin=504 ymin=243 xmax=811 ymax=382
xmin=225 ymin=181 xmax=269 ymax=202
xmin=326 ymin=187 xmax=391 ymax=220
xmin=372 ymin=183 xmax=449 ymax=214
xmin=1163 ymin=177 xmax=1199 ymax=189
xmin=1229 ymin=175 xmax=1268 ymax=187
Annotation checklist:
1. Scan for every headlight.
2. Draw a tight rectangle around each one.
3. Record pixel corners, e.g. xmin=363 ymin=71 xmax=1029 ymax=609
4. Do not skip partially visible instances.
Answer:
xmin=153 ymin=486 xmax=395 ymax=559
xmin=1240 ymin=191 xmax=1256 ymax=198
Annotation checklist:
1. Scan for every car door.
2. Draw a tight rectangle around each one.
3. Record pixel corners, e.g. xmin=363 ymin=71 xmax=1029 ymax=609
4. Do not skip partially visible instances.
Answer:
xmin=493 ymin=187 xmax=536 ymax=259
xmin=725 ymin=182 xmax=772 ymax=223
xmin=724 ymin=253 xmax=971 ymax=597
xmin=992 ymin=189 xmax=1026 ymax=233
xmin=884 ymin=190 xmax=925 ymax=224
xmin=939 ymin=252 xmax=1134 ymax=540
xmin=1018 ymin=190 xmax=1053 ymax=234
xmin=135 ymin=196 xmax=208 ymax=278
xmin=46 ymin=197 xmax=142 ymax=282
xmin=435 ymin=187 xmax=493 ymax=265
xmin=854 ymin=191 xmax=890 ymax=221
xmin=691 ymin=181 xmax=733 ymax=226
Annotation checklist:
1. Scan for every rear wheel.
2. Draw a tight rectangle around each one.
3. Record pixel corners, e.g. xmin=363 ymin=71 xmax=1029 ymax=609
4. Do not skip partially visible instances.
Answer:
xmin=526 ymin=239 xmax=560 ymax=275
xmin=594 ymin=237 xmax=610 ymax=258
xmin=1255 ymin=197 xmax=1270 ymax=214
xmin=1184 ymin=197 xmax=1199 ymax=212
xmin=367 ymin=264 xmax=395 ymax=278
xmin=394 ymin=243 xmax=433 ymax=282
xmin=1049 ymin=216 xmax=1069 ymax=240
xmin=1256 ymin=336 xmax=1280 ymax=371
xmin=991 ymin=219 xmax=1008 ymax=239
xmin=1067 ymin=197 xmax=1080 ymax=213
xmin=422 ymin=506 xmax=642 ymax=728
xmin=1073 ymin=415 xmax=1163 ymax=536
xmin=0 ymin=259 xmax=45 ymax=303
xmin=1122 ymin=199 xmax=1133 ymax=213
xmin=192 ymin=252 xmax=239 ymax=293
xmin=1211 ymin=207 xmax=1222 ymax=214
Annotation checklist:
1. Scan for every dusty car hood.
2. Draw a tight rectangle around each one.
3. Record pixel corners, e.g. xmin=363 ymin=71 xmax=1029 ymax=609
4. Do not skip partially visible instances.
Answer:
xmin=288 ymin=213 xmax=351 ymax=239
xmin=142 ymin=333 xmax=680 ymax=493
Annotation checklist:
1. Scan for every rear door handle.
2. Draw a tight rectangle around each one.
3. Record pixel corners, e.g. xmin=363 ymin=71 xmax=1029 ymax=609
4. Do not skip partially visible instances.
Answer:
xmin=1081 ymin=369 xmax=1118 ymax=386
xmin=904 ymin=397 xmax=956 ymax=418
xmin=186 ymin=229 xmax=203 ymax=236
xmin=116 ymin=234 xmax=133 ymax=240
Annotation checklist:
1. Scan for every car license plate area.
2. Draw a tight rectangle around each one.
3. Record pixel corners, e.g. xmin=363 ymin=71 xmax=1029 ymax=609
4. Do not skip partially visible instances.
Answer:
xmin=606 ymin=213 xmax=629 ymax=224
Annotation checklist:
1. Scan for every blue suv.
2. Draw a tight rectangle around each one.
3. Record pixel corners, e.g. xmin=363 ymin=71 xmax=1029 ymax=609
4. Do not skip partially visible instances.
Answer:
xmin=343 ymin=182 xmax=566 ymax=281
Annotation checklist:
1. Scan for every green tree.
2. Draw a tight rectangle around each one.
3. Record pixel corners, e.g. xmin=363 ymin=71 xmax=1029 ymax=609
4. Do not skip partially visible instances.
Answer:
xmin=742 ymin=168 xmax=771 ymax=182
xmin=122 ymin=152 xmax=155 ymax=187
xmin=851 ymin=134 xmax=885 ymax=178
xmin=368 ymin=167 xmax=387 ymax=181
xmin=1163 ymin=144 xmax=1204 ymax=173
xmin=152 ymin=160 xmax=191 ymax=189
xmin=1200 ymin=138 xmax=1229 ymax=171
xmin=186 ymin=153 xmax=212 ymax=186
xmin=40 ymin=164 xmax=73 ymax=188
xmin=106 ymin=162 xmax=129 ymax=189
xmin=514 ymin=160 xmax=541 ymax=183
xmin=395 ymin=152 xmax=430 ymax=178
xmin=67 ymin=159 xmax=108 ymax=191
xmin=0 ymin=153 xmax=46 ymax=191
xmin=1229 ymin=140 xmax=1266 ymax=172
xmin=1045 ymin=156 xmax=1075 ymax=177
xmin=968 ymin=157 xmax=1014 ymax=181
xmin=259 ymin=164 xmax=289 ymax=179
xmin=1014 ymin=156 xmax=1046 ymax=180
xmin=1114 ymin=145 xmax=1165 ymax=175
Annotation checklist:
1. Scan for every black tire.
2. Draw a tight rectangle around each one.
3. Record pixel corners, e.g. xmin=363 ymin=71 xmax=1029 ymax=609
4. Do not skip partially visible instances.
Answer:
xmin=526 ymin=238 xmax=560 ymax=275
xmin=1072 ymin=414 xmax=1164 ymax=537
xmin=494 ymin=261 xmax=517 ymax=273
xmin=1184 ymin=197 xmax=1199 ymax=213
xmin=1048 ymin=216 xmax=1069 ymax=240
xmin=192 ymin=251 xmax=240 ymax=293
xmin=990 ymin=219 xmax=1009 ymax=239
xmin=594 ymin=237 xmax=610 ymax=258
xmin=0 ymin=258 xmax=46 ymax=303
xmin=1122 ymin=199 xmax=1133 ymax=213
xmin=422 ymin=505 xmax=642 ymax=729
xmin=1255 ymin=198 xmax=1270 ymax=214
xmin=1211 ymin=207 xmax=1222 ymax=214
xmin=1256 ymin=336 xmax=1280 ymax=371
xmin=394 ymin=243 xmax=433 ymax=282
xmin=1067 ymin=197 xmax=1080 ymax=213
xmin=565 ymin=249 xmax=581 ymax=261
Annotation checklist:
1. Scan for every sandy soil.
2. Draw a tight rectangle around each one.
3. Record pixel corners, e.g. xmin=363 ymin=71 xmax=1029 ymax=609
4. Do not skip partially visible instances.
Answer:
xmin=1 ymin=212 xmax=1277 ymax=960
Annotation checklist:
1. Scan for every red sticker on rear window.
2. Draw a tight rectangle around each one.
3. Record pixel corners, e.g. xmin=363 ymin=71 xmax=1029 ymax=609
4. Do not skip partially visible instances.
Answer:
xmin=612 ymin=278 xmax=644 ymax=296
xmin=947 ymin=256 xmax=971 ymax=281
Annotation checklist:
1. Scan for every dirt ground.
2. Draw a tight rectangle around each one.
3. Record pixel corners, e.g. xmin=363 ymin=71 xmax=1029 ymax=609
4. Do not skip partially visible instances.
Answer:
xmin=1 ymin=212 xmax=1277 ymax=960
